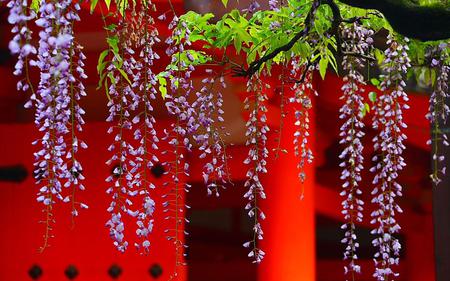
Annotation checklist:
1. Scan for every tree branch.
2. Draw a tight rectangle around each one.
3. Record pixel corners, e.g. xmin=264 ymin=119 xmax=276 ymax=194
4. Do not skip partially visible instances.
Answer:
xmin=232 ymin=0 xmax=321 ymax=77
xmin=236 ymin=0 xmax=443 ymax=78
xmin=233 ymin=0 xmax=347 ymax=78
xmin=338 ymin=0 xmax=450 ymax=41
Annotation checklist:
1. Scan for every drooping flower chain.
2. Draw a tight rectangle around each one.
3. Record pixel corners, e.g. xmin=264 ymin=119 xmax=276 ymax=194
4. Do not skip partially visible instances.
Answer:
xmin=370 ymin=35 xmax=410 ymax=281
xmin=32 ymin=0 xmax=86 ymax=251
xmin=163 ymin=14 xmax=196 ymax=275
xmin=290 ymin=58 xmax=315 ymax=190
xmin=105 ymin=19 xmax=137 ymax=253
xmin=339 ymin=23 xmax=373 ymax=278
xmin=126 ymin=6 xmax=160 ymax=254
xmin=65 ymin=41 xmax=88 ymax=218
xmin=7 ymin=0 xmax=36 ymax=93
xmin=288 ymin=14 xmax=322 ymax=186
xmin=243 ymin=75 xmax=269 ymax=263
xmin=426 ymin=43 xmax=449 ymax=185
xmin=193 ymin=71 xmax=230 ymax=196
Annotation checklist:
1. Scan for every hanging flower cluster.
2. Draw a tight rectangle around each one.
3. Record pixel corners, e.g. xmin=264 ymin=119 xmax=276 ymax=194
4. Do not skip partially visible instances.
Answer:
xmin=66 ymin=41 xmax=88 ymax=218
xmin=26 ymin=0 xmax=87 ymax=250
xmin=339 ymin=22 xmax=373 ymax=278
xmin=129 ymin=6 xmax=161 ymax=254
xmin=104 ymin=19 xmax=136 ymax=253
xmin=162 ymin=12 xmax=197 ymax=275
xmin=193 ymin=71 xmax=230 ymax=196
xmin=7 ymin=0 xmax=36 ymax=93
xmin=426 ymin=43 xmax=449 ymax=185
xmin=290 ymin=59 xmax=315 ymax=190
xmin=243 ymin=75 xmax=269 ymax=263
xmin=370 ymin=36 xmax=411 ymax=281
xmin=104 ymin=3 xmax=161 ymax=253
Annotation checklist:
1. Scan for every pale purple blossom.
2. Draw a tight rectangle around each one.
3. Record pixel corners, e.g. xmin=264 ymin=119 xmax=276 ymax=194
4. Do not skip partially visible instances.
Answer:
xmin=162 ymin=14 xmax=196 ymax=273
xmin=339 ymin=23 xmax=373 ymax=278
xmin=370 ymin=35 xmax=410 ymax=281
xmin=290 ymin=59 xmax=316 ymax=190
xmin=105 ymin=21 xmax=136 ymax=252
xmin=105 ymin=212 xmax=128 ymax=252
xmin=192 ymin=72 xmax=230 ymax=196
xmin=426 ymin=43 xmax=449 ymax=185
xmin=65 ymin=42 xmax=88 ymax=217
xmin=243 ymin=75 xmax=269 ymax=263
xmin=243 ymin=0 xmax=260 ymax=14
xmin=7 ymin=0 xmax=37 ymax=92
xmin=269 ymin=0 xmax=279 ymax=11
xmin=126 ymin=10 xmax=161 ymax=253
xmin=31 ymin=0 xmax=87 ymax=250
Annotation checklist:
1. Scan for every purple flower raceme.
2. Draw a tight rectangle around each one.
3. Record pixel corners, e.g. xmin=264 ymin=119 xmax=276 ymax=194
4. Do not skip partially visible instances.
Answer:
xmin=104 ymin=20 xmax=137 ymax=253
xmin=290 ymin=58 xmax=316 ymax=192
xmin=192 ymin=71 xmax=230 ymax=197
xmin=339 ymin=23 xmax=374 ymax=278
xmin=243 ymin=75 xmax=269 ymax=263
xmin=31 ymin=0 xmax=87 ymax=251
xmin=104 ymin=7 xmax=163 ymax=253
xmin=162 ymin=14 xmax=196 ymax=276
xmin=7 ymin=0 xmax=37 ymax=93
xmin=126 ymin=8 xmax=161 ymax=254
xmin=426 ymin=43 xmax=449 ymax=185
xmin=370 ymin=35 xmax=411 ymax=281
xmin=65 ymin=41 xmax=88 ymax=218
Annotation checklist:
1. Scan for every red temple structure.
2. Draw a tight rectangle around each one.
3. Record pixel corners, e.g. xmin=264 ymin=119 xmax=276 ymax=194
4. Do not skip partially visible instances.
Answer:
xmin=0 ymin=1 xmax=436 ymax=280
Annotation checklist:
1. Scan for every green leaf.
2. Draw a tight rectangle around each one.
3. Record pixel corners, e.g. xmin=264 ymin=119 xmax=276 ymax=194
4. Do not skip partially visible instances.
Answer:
xmin=374 ymin=48 xmax=385 ymax=65
xmin=107 ymin=36 xmax=119 ymax=54
xmin=231 ymin=10 xmax=240 ymax=21
xmin=107 ymin=72 xmax=116 ymax=85
xmin=97 ymin=50 xmax=109 ymax=89
xmin=31 ymin=0 xmax=40 ymax=12
xmin=369 ymin=91 xmax=377 ymax=103
xmin=97 ymin=50 xmax=109 ymax=74
xmin=90 ymin=0 xmax=99 ymax=13
xmin=106 ymin=36 xmax=123 ymax=62
xmin=105 ymin=24 xmax=118 ymax=32
xmin=158 ymin=75 xmax=168 ymax=99
xmin=234 ymin=36 xmax=242 ymax=53
xmin=364 ymin=103 xmax=370 ymax=113
xmin=221 ymin=0 xmax=229 ymax=7
xmin=105 ymin=0 xmax=112 ymax=10
xmin=112 ymin=61 xmax=132 ymax=85
xmin=370 ymin=78 xmax=380 ymax=87
xmin=361 ymin=102 xmax=371 ymax=117
xmin=326 ymin=48 xmax=338 ymax=74
xmin=118 ymin=69 xmax=131 ymax=84
xmin=104 ymin=79 xmax=111 ymax=101
xmin=319 ymin=57 xmax=328 ymax=80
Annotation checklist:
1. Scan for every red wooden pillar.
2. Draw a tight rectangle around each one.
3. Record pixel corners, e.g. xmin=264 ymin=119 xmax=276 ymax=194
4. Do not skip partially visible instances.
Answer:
xmin=259 ymin=98 xmax=316 ymax=281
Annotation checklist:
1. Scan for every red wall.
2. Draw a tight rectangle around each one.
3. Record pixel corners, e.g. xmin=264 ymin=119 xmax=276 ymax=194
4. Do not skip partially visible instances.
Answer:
xmin=0 ymin=123 xmax=187 ymax=281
